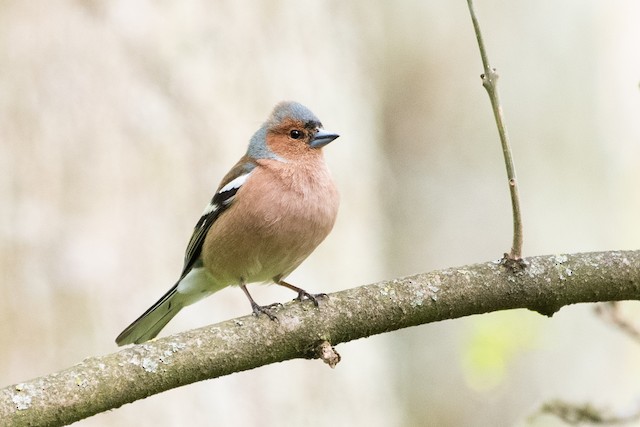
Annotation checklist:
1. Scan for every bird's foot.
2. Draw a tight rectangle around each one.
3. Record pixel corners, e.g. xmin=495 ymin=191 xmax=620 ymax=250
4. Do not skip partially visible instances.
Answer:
xmin=294 ymin=291 xmax=328 ymax=307
xmin=276 ymin=279 xmax=328 ymax=307
xmin=250 ymin=301 xmax=282 ymax=321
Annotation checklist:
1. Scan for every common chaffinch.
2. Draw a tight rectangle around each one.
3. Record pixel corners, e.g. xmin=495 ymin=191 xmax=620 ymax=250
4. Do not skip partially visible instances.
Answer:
xmin=116 ymin=101 xmax=339 ymax=345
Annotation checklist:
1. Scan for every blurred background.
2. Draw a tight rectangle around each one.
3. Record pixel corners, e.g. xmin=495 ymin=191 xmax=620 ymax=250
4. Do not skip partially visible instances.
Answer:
xmin=1 ymin=1 xmax=639 ymax=425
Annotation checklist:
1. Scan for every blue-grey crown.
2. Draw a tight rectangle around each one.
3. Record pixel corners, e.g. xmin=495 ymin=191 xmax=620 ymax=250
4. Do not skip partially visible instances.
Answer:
xmin=269 ymin=101 xmax=320 ymax=126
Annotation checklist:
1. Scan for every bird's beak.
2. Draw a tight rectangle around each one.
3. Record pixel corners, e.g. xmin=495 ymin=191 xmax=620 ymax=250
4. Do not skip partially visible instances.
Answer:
xmin=310 ymin=129 xmax=339 ymax=148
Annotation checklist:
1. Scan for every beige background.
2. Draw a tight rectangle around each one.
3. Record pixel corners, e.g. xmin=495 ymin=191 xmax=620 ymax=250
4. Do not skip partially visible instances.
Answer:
xmin=1 ymin=1 xmax=639 ymax=426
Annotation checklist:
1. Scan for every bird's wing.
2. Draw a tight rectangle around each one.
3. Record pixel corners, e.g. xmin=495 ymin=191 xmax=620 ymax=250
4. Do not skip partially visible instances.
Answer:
xmin=116 ymin=158 xmax=257 ymax=345
xmin=179 ymin=157 xmax=257 ymax=280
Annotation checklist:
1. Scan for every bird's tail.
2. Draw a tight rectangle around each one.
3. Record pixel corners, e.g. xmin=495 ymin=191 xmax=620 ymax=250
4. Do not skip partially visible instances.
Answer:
xmin=115 ymin=283 xmax=185 ymax=346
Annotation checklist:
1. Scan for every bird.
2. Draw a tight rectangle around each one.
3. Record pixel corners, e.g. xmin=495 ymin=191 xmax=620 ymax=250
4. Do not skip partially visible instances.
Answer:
xmin=115 ymin=101 xmax=340 ymax=346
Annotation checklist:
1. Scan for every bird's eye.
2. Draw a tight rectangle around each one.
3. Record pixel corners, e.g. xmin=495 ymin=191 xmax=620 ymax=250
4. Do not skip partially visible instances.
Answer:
xmin=289 ymin=129 xmax=303 ymax=140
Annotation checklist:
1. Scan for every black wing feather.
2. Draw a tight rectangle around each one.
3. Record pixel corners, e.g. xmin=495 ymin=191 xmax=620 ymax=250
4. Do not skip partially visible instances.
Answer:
xmin=178 ymin=161 xmax=256 ymax=280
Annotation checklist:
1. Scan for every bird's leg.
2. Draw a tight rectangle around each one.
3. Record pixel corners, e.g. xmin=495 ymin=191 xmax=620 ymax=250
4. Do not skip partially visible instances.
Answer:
xmin=276 ymin=279 xmax=327 ymax=307
xmin=240 ymin=283 xmax=281 ymax=321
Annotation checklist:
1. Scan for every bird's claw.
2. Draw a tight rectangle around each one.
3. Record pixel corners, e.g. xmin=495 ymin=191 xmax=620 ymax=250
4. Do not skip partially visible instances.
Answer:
xmin=250 ymin=302 xmax=282 ymax=321
xmin=295 ymin=291 xmax=328 ymax=307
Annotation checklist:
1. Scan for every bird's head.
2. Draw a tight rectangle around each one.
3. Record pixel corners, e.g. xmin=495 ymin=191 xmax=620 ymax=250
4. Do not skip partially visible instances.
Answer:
xmin=247 ymin=101 xmax=339 ymax=162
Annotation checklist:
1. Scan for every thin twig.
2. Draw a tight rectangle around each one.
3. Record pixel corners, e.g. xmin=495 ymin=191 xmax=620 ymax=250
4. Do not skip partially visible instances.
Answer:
xmin=533 ymin=399 xmax=640 ymax=425
xmin=595 ymin=302 xmax=640 ymax=344
xmin=466 ymin=0 xmax=524 ymax=261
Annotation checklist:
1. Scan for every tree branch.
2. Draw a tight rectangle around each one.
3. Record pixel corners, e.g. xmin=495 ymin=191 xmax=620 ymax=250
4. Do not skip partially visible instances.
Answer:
xmin=2 ymin=250 xmax=639 ymax=426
